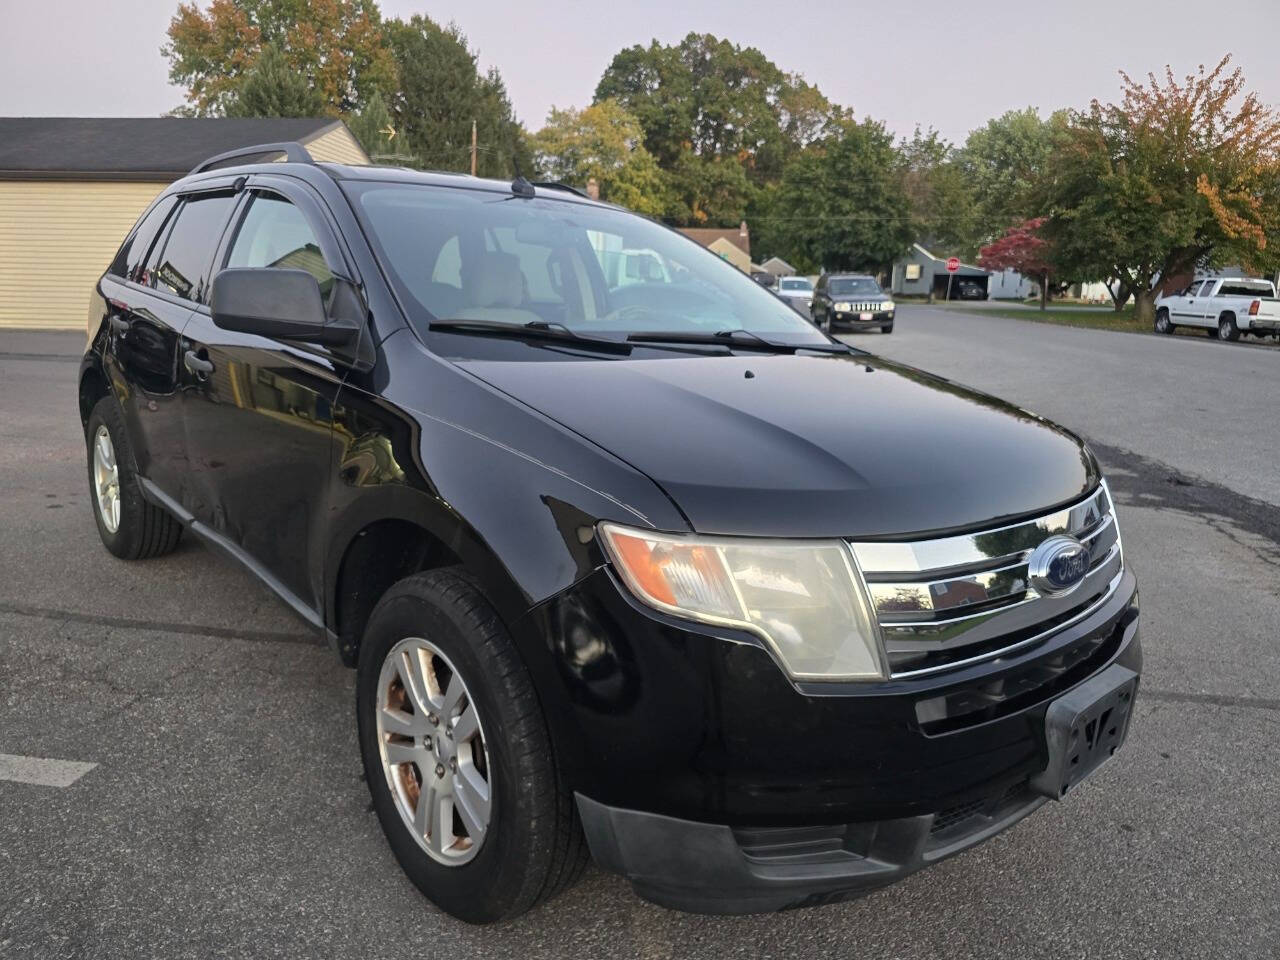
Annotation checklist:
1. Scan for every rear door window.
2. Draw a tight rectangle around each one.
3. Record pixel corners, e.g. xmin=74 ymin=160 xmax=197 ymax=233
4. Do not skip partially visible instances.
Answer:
xmin=150 ymin=193 xmax=237 ymax=303
xmin=108 ymin=195 xmax=178 ymax=284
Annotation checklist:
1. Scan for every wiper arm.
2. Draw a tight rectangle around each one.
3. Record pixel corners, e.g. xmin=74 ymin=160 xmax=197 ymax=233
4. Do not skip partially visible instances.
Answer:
xmin=428 ymin=319 xmax=631 ymax=354
xmin=626 ymin=328 xmax=849 ymax=353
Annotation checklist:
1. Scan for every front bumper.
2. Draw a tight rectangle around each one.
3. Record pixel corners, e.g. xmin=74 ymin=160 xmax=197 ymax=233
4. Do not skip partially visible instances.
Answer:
xmin=536 ymin=565 xmax=1141 ymax=912
xmin=831 ymin=309 xmax=894 ymax=328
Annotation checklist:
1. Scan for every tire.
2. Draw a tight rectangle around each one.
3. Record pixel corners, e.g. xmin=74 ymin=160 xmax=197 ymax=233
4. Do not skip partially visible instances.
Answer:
xmin=1218 ymin=314 xmax=1240 ymax=342
xmin=85 ymin=395 xmax=183 ymax=560
xmin=1154 ymin=309 xmax=1174 ymax=334
xmin=1207 ymin=326 xmax=1220 ymax=339
xmin=356 ymin=569 xmax=587 ymax=923
xmin=880 ymin=324 xmax=894 ymax=334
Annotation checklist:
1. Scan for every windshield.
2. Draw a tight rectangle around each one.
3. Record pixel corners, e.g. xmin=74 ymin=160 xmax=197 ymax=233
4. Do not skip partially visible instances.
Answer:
xmin=347 ymin=182 xmax=828 ymax=346
xmin=779 ymin=277 xmax=813 ymax=292
xmin=829 ymin=277 xmax=882 ymax=297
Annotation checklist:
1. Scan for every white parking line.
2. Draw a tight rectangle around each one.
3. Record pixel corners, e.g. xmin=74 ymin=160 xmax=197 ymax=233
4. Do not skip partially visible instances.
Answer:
xmin=0 ymin=753 xmax=97 ymax=787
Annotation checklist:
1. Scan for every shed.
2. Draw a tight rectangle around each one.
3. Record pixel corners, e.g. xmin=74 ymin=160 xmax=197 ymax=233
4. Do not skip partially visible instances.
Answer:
xmin=0 ymin=117 xmax=368 ymax=329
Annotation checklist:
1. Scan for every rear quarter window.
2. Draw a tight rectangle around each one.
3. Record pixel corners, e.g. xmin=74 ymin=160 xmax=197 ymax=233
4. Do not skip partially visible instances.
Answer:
xmin=107 ymin=195 xmax=178 ymax=284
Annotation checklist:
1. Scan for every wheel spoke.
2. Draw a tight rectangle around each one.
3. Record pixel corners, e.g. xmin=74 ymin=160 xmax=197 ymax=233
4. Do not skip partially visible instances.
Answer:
xmin=442 ymin=671 xmax=465 ymax=719
xmin=380 ymin=706 xmax=421 ymax=738
xmin=396 ymin=649 xmax=431 ymax=715
xmin=451 ymin=702 xmax=479 ymax=742
xmin=453 ymin=764 xmax=490 ymax=838
xmin=384 ymin=742 xmax=425 ymax=769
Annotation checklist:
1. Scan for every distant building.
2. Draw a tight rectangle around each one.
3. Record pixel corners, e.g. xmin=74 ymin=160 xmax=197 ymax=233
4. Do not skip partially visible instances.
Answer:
xmin=890 ymin=243 xmax=991 ymax=299
xmin=0 ymin=117 xmax=368 ymax=329
xmin=679 ymin=221 xmax=750 ymax=273
xmin=758 ymin=256 xmax=795 ymax=278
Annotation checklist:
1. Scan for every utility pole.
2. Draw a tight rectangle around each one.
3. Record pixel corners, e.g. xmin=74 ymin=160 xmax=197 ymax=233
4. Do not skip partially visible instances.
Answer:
xmin=470 ymin=120 xmax=477 ymax=176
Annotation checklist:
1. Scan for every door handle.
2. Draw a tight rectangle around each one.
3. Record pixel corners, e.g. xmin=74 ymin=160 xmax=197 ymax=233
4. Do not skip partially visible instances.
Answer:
xmin=184 ymin=350 xmax=214 ymax=376
xmin=109 ymin=315 xmax=130 ymax=335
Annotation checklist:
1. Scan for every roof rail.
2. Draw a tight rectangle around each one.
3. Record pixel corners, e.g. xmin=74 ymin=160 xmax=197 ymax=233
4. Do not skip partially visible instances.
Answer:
xmin=531 ymin=180 xmax=591 ymax=199
xmin=189 ymin=141 xmax=314 ymax=176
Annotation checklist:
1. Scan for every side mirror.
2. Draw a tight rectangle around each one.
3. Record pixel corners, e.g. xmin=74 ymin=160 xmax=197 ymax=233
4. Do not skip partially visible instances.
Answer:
xmin=211 ymin=268 xmax=357 ymax=346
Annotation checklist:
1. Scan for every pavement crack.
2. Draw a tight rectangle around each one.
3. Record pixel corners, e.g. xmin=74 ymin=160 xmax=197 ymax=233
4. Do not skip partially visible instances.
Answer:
xmin=1140 ymin=688 xmax=1280 ymax=713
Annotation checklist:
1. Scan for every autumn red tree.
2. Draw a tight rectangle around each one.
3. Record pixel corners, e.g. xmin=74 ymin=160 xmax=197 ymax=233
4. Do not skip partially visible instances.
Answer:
xmin=979 ymin=218 xmax=1054 ymax=310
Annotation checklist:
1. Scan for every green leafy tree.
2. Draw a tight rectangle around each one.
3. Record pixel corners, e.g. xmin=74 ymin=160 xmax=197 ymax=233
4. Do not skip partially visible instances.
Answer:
xmin=594 ymin=33 xmax=844 ymax=224
xmin=529 ymin=100 xmax=672 ymax=216
xmin=224 ymin=43 xmax=323 ymax=117
xmin=164 ymin=0 xmax=396 ymax=116
xmin=347 ymin=90 xmax=397 ymax=159
xmin=961 ymin=108 xmax=1058 ymax=242
xmin=1041 ymin=56 xmax=1280 ymax=323
xmin=898 ymin=127 xmax=980 ymax=257
xmin=384 ymin=15 xmax=528 ymax=178
xmin=769 ymin=119 xmax=914 ymax=274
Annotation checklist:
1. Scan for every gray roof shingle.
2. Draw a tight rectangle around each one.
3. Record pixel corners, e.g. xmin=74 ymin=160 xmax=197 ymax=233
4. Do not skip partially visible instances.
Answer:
xmin=0 ymin=117 xmax=343 ymax=180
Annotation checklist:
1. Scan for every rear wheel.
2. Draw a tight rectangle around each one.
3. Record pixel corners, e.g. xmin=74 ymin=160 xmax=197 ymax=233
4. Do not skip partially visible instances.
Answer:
xmin=1154 ymin=309 xmax=1173 ymax=334
xmin=85 ymin=395 xmax=182 ymax=560
xmin=1218 ymin=314 xmax=1240 ymax=342
xmin=356 ymin=569 xmax=587 ymax=923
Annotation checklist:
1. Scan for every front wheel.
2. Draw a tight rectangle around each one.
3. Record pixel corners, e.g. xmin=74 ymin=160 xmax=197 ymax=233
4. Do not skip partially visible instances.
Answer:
xmin=356 ymin=569 xmax=587 ymax=923
xmin=1218 ymin=315 xmax=1240 ymax=342
xmin=1154 ymin=309 xmax=1173 ymax=334
xmin=880 ymin=324 xmax=894 ymax=334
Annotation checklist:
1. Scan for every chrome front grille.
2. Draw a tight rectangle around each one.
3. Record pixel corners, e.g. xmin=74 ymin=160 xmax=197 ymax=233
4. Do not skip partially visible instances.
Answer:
xmin=851 ymin=485 xmax=1123 ymax=678
xmin=843 ymin=301 xmax=885 ymax=312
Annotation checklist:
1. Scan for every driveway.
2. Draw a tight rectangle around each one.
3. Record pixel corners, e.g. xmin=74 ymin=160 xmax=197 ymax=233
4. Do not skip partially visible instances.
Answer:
xmin=2 ymin=321 xmax=1277 ymax=959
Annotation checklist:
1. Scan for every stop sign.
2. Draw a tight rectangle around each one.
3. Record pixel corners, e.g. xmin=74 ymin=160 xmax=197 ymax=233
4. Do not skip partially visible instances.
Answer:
xmin=946 ymin=257 xmax=960 ymax=273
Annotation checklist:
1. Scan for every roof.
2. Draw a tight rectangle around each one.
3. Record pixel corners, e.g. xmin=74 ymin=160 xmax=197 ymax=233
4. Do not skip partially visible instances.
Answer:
xmin=0 ymin=117 xmax=349 ymax=181
xmin=679 ymin=226 xmax=750 ymax=258
xmin=760 ymin=256 xmax=795 ymax=272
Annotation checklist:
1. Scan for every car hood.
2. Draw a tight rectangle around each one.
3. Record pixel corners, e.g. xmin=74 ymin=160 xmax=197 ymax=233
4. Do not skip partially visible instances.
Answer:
xmin=456 ymin=351 xmax=1097 ymax=539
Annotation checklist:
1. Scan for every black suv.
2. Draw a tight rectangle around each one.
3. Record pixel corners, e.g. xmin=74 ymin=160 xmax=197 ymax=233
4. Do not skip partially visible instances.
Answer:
xmin=79 ymin=143 xmax=1141 ymax=922
xmin=811 ymin=273 xmax=895 ymax=332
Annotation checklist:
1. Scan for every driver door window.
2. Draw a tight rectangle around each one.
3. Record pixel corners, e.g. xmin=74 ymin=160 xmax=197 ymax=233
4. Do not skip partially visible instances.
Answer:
xmin=227 ymin=193 xmax=334 ymax=298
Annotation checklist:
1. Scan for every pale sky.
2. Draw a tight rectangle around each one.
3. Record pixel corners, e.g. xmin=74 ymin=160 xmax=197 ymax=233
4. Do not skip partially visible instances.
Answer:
xmin=3 ymin=0 xmax=1279 ymax=144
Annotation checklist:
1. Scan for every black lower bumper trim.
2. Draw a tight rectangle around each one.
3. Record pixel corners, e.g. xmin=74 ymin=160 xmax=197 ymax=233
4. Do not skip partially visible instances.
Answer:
xmin=576 ymin=787 xmax=1045 ymax=914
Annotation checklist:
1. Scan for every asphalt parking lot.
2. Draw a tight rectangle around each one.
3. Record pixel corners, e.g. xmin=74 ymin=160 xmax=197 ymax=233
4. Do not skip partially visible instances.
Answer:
xmin=2 ymin=308 xmax=1278 ymax=959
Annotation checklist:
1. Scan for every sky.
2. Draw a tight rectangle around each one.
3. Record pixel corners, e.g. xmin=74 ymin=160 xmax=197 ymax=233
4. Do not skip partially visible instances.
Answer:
xmin=3 ymin=0 xmax=1279 ymax=145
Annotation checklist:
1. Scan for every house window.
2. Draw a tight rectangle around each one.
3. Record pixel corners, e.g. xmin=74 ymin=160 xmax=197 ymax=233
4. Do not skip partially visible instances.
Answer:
xmin=905 ymin=263 xmax=921 ymax=281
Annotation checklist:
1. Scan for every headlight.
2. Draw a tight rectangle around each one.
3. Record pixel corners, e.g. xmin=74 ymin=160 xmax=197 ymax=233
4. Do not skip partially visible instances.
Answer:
xmin=599 ymin=523 xmax=886 ymax=680
xmin=833 ymin=301 xmax=851 ymax=312
xmin=882 ymin=300 xmax=895 ymax=311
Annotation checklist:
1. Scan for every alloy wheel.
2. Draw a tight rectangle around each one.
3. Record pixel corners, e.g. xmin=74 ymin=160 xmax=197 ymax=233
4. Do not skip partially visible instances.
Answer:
xmin=375 ymin=637 xmax=493 ymax=865
xmin=92 ymin=425 xmax=121 ymax=533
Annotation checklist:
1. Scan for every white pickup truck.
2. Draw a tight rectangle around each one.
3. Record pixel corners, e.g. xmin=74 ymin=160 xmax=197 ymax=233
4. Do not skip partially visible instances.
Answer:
xmin=1154 ymin=277 xmax=1280 ymax=341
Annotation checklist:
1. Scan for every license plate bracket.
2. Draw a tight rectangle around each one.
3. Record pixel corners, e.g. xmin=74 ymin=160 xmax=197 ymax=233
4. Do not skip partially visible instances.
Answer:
xmin=1030 ymin=664 xmax=1138 ymax=801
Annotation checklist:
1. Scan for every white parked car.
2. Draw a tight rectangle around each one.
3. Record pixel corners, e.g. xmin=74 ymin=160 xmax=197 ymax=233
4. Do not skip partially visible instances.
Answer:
xmin=1154 ymin=277 xmax=1280 ymax=342
xmin=775 ymin=275 xmax=814 ymax=316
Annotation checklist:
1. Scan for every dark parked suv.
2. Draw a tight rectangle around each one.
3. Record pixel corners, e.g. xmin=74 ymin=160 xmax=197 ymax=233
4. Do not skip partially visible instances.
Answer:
xmin=79 ymin=143 xmax=1141 ymax=922
xmin=810 ymin=273 xmax=895 ymax=332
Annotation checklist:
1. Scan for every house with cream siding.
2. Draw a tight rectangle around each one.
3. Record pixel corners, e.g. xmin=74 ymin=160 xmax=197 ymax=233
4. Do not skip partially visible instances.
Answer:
xmin=0 ymin=117 xmax=368 ymax=329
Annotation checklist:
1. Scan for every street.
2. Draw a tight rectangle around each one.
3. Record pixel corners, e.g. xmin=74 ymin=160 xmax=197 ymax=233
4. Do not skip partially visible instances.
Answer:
xmin=2 ymin=309 xmax=1278 ymax=958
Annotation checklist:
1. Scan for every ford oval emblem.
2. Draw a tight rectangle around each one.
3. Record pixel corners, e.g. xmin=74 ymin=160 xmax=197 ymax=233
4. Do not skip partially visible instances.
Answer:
xmin=1028 ymin=535 xmax=1091 ymax=597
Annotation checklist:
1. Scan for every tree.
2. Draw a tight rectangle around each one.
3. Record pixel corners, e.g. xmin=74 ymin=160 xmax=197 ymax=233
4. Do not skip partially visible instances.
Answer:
xmin=347 ymin=90 xmax=397 ymax=160
xmin=961 ymin=108 xmax=1058 ymax=243
xmin=594 ymin=33 xmax=845 ymax=224
xmin=979 ymin=219 xmax=1054 ymax=310
xmin=225 ymin=43 xmax=323 ymax=117
xmin=898 ymin=127 xmax=980 ymax=257
xmin=529 ymin=100 xmax=672 ymax=216
xmin=164 ymin=0 xmax=396 ymax=116
xmin=768 ymin=119 xmax=914 ymax=274
xmin=384 ymin=15 xmax=528 ymax=178
xmin=1041 ymin=56 xmax=1280 ymax=324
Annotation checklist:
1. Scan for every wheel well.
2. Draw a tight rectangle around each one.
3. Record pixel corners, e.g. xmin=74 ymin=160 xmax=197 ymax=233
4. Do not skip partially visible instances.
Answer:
xmin=333 ymin=519 xmax=463 ymax=666
xmin=78 ymin=367 xmax=109 ymax=430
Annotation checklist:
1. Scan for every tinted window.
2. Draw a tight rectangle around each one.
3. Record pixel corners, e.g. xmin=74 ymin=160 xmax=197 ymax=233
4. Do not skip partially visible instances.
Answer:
xmin=1195 ymin=280 xmax=1215 ymax=296
xmin=151 ymin=193 xmax=237 ymax=303
xmin=1218 ymin=280 xmax=1272 ymax=297
xmin=108 ymin=195 xmax=177 ymax=283
xmin=829 ymin=277 xmax=882 ymax=297
xmin=779 ymin=277 xmax=813 ymax=292
xmin=227 ymin=193 xmax=334 ymax=297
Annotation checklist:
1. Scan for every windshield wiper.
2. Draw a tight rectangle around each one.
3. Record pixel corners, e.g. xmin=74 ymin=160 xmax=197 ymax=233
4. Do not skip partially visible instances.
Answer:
xmin=428 ymin=319 xmax=631 ymax=354
xmin=626 ymin=329 xmax=849 ymax=353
